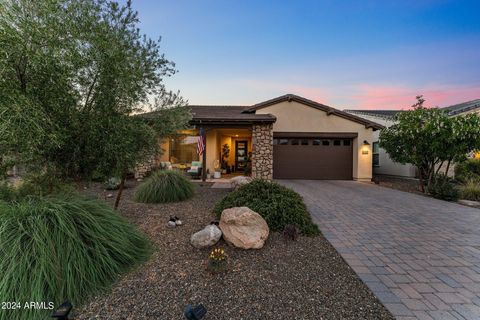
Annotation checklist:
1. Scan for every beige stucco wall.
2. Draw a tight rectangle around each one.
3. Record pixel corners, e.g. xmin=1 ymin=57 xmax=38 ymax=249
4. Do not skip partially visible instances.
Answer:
xmin=255 ymin=101 xmax=375 ymax=181
xmin=346 ymin=113 xmax=417 ymax=178
xmin=205 ymin=129 xmax=219 ymax=175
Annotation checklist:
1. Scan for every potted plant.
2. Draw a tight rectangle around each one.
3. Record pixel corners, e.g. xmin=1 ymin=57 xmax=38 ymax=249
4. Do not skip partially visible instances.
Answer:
xmin=221 ymin=144 xmax=230 ymax=174
xmin=213 ymin=160 xmax=221 ymax=179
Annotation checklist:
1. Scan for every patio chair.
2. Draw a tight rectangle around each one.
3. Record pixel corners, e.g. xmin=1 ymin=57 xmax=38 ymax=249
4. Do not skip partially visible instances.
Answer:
xmin=187 ymin=161 xmax=203 ymax=179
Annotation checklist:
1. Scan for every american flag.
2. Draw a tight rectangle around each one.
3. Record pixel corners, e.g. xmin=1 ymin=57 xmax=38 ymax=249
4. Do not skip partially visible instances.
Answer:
xmin=197 ymin=128 xmax=205 ymax=156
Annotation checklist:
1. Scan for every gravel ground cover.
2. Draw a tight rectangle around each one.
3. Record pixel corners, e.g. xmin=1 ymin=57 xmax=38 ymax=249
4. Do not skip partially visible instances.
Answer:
xmin=76 ymin=180 xmax=393 ymax=320
xmin=373 ymin=175 xmax=422 ymax=194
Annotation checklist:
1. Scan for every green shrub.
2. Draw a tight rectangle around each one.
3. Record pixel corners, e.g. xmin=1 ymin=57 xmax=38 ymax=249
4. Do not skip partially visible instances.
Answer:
xmin=459 ymin=179 xmax=480 ymax=201
xmin=0 ymin=193 xmax=151 ymax=320
xmin=0 ymin=179 xmax=73 ymax=202
xmin=214 ymin=179 xmax=319 ymax=236
xmin=427 ymin=174 xmax=459 ymax=201
xmin=0 ymin=182 xmax=17 ymax=202
xmin=134 ymin=170 xmax=194 ymax=203
xmin=105 ymin=177 xmax=121 ymax=190
xmin=455 ymin=158 xmax=480 ymax=182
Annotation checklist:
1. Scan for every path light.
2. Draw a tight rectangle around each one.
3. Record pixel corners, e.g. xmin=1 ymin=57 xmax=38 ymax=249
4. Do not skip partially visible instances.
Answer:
xmin=51 ymin=301 xmax=72 ymax=320
xmin=184 ymin=304 xmax=207 ymax=320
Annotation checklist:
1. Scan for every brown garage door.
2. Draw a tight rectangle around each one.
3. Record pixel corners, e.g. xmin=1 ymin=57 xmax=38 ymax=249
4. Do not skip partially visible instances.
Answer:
xmin=273 ymin=137 xmax=353 ymax=180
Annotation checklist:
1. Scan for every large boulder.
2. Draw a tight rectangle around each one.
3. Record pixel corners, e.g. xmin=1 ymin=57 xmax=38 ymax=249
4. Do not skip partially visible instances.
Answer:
xmin=219 ymin=207 xmax=269 ymax=249
xmin=190 ymin=225 xmax=222 ymax=249
xmin=230 ymin=176 xmax=252 ymax=189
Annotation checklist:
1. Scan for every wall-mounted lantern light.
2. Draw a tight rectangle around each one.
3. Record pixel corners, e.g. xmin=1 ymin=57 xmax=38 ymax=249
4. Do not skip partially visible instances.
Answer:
xmin=363 ymin=140 xmax=370 ymax=146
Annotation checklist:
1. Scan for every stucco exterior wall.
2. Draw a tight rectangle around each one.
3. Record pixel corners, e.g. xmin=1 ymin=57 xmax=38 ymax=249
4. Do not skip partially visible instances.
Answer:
xmin=348 ymin=113 xmax=417 ymax=178
xmin=205 ymin=129 xmax=219 ymax=175
xmin=255 ymin=101 xmax=375 ymax=181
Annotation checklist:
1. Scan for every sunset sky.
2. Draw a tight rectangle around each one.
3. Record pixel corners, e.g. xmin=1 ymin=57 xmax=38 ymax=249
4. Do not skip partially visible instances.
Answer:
xmin=129 ymin=0 xmax=480 ymax=110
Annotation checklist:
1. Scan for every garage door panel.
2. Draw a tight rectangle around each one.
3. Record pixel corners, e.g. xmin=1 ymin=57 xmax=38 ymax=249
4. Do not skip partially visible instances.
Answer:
xmin=273 ymin=139 xmax=353 ymax=180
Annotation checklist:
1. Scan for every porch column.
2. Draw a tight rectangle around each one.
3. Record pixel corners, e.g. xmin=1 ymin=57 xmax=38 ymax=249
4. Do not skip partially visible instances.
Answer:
xmin=202 ymin=127 xmax=207 ymax=181
xmin=251 ymin=123 xmax=273 ymax=180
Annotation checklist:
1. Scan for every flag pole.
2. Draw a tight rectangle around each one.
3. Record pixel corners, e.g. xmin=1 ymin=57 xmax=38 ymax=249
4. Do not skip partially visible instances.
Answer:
xmin=202 ymin=127 xmax=207 ymax=181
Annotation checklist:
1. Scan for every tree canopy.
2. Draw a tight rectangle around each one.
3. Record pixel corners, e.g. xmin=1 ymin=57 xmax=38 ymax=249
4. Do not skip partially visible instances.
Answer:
xmin=379 ymin=96 xmax=480 ymax=191
xmin=0 ymin=0 xmax=190 ymax=185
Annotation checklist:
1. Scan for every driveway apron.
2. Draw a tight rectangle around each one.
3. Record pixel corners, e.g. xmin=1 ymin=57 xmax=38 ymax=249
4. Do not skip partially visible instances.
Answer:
xmin=278 ymin=180 xmax=480 ymax=320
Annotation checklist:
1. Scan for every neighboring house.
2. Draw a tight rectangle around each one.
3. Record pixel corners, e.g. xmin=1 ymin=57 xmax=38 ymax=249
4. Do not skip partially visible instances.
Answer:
xmin=344 ymin=109 xmax=417 ymax=178
xmin=139 ymin=94 xmax=383 ymax=181
xmin=346 ymin=98 xmax=480 ymax=178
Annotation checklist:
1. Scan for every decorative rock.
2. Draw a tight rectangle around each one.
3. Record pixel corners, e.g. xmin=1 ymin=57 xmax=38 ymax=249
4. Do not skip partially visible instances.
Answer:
xmin=190 ymin=225 xmax=222 ymax=248
xmin=219 ymin=207 xmax=269 ymax=249
xmin=106 ymin=193 xmax=114 ymax=198
xmin=167 ymin=221 xmax=176 ymax=227
xmin=230 ymin=176 xmax=252 ymax=189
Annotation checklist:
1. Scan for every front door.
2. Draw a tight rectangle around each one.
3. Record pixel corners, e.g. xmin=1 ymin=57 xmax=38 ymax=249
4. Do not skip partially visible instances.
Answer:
xmin=235 ymin=140 xmax=248 ymax=171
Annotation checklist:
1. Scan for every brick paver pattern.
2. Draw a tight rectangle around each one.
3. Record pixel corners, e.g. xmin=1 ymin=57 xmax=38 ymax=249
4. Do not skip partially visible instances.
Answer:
xmin=279 ymin=180 xmax=480 ymax=320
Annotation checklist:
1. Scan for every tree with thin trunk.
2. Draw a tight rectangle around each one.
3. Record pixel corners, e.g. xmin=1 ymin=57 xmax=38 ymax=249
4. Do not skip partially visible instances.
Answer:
xmin=379 ymin=96 xmax=480 ymax=193
xmin=0 ymin=0 xmax=191 ymax=207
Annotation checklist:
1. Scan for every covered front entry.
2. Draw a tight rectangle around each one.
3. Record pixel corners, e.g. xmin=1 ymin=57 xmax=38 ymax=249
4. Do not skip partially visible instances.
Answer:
xmin=273 ymin=133 xmax=354 ymax=180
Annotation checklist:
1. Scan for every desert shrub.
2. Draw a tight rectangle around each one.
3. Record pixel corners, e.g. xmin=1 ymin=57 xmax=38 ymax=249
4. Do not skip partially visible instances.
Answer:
xmin=134 ymin=170 xmax=194 ymax=203
xmin=459 ymin=179 xmax=480 ymax=201
xmin=427 ymin=174 xmax=459 ymax=201
xmin=105 ymin=177 xmax=121 ymax=190
xmin=455 ymin=158 xmax=480 ymax=182
xmin=0 ymin=178 xmax=74 ymax=202
xmin=0 ymin=193 xmax=151 ymax=320
xmin=214 ymin=179 xmax=319 ymax=236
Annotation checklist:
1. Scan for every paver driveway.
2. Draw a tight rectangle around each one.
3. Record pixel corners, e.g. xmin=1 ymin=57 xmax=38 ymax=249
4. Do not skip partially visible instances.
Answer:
xmin=278 ymin=180 xmax=480 ymax=320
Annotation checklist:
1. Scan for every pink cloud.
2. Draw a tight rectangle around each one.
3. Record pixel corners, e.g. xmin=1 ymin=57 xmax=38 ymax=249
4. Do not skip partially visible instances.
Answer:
xmin=352 ymin=84 xmax=480 ymax=110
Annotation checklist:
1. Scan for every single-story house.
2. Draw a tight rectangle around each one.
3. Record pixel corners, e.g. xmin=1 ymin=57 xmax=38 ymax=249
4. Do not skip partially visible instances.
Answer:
xmin=346 ymin=98 xmax=480 ymax=178
xmin=139 ymin=94 xmax=383 ymax=181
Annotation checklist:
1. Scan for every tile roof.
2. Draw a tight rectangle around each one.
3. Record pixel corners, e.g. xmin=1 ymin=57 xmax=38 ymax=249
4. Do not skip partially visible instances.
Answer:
xmin=139 ymin=94 xmax=384 ymax=129
xmin=139 ymin=105 xmax=276 ymax=125
xmin=346 ymin=99 xmax=480 ymax=119
xmin=344 ymin=110 xmax=403 ymax=119
xmin=441 ymin=99 xmax=480 ymax=116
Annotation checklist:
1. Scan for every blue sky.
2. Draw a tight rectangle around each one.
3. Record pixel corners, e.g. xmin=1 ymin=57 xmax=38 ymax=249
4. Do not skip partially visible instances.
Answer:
xmin=129 ymin=0 xmax=480 ymax=109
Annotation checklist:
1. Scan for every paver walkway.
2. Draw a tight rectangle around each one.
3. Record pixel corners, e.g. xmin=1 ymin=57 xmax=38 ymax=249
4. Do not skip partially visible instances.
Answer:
xmin=278 ymin=180 xmax=480 ymax=320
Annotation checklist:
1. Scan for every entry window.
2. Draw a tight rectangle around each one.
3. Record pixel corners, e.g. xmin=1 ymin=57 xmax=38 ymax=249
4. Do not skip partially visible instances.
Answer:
xmin=312 ymin=139 xmax=321 ymax=146
xmin=343 ymin=140 xmax=351 ymax=146
xmin=279 ymin=139 xmax=288 ymax=145
xmin=301 ymin=139 xmax=309 ymax=145
xmin=333 ymin=140 xmax=341 ymax=146
xmin=322 ymin=140 xmax=330 ymax=146
xmin=273 ymin=139 xmax=279 ymax=145
xmin=373 ymin=142 xmax=380 ymax=166
xmin=291 ymin=139 xmax=299 ymax=145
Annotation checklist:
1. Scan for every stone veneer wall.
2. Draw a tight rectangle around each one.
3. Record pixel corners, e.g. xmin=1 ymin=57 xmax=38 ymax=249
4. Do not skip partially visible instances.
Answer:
xmin=134 ymin=155 xmax=157 ymax=180
xmin=251 ymin=123 xmax=273 ymax=180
